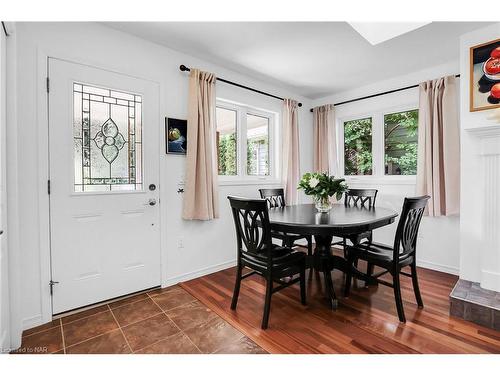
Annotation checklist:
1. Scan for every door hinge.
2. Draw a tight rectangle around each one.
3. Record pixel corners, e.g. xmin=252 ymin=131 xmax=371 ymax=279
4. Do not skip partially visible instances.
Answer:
xmin=46 ymin=77 xmax=50 ymax=93
xmin=47 ymin=179 xmax=51 ymax=195
xmin=49 ymin=280 xmax=59 ymax=296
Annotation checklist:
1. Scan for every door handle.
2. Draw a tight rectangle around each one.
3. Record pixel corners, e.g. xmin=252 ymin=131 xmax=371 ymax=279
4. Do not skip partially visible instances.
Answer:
xmin=145 ymin=198 xmax=157 ymax=206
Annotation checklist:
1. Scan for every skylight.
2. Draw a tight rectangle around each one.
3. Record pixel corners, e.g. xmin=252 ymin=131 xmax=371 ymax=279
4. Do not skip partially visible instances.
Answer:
xmin=348 ymin=22 xmax=431 ymax=45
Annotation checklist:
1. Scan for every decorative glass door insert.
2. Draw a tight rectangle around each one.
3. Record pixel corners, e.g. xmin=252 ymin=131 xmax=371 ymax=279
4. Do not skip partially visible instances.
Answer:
xmin=73 ymin=82 xmax=142 ymax=192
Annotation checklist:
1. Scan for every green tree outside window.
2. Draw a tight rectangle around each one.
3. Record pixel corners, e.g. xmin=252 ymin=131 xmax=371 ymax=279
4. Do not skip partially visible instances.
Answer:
xmin=344 ymin=117 xmax=373 ymax=175
xmin=384 ymin=110 xmax=418 ymax=175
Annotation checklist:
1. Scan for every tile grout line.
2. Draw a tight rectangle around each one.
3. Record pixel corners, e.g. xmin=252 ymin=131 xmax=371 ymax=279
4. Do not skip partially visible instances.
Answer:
xmin=64 ymin=298 xmax=179 ymax=351
xmin=180 ymin=283 xmax=264 ymax=353
xmin=22 ymin=322 xmax=62 ymax=339
xmin=60 ymin=309 xmax=146 ymax=351
xmin=59 ymin=319 xmax=66 ymax=354
xmin=107 ymin=304 xmax=134 ymax=354
xmin=148 ymin=293 xmax=203 ymax=354
xmin=64 ymin=327 xmax=124 ymax=352
xmin=134 ymin=331 xmax=200 ymax=354
xmin=54 ymin=291 xmax=153 ymax=329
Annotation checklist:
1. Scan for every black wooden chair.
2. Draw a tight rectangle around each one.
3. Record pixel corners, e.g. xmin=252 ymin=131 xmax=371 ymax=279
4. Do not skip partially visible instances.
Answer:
xmin=344 ymin=196 xmax=430 ymax=323
xmin=259 ymin=188 xmax=313 ymax=257
xmin=228 ymin=196 xmax=307 ymax=329
xmin=335 ymin=189 xmax=378 ymax=283
xmin=341 ymin=188 xmax=378 ymax=248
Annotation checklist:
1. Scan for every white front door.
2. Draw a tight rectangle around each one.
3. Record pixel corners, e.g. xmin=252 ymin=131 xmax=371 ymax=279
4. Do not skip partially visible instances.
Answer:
xmin=48 ymin=58 xmax=161 ymax=314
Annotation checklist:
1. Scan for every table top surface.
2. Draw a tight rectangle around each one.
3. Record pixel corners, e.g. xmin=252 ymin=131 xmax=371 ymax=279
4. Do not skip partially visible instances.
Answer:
xmin=268 ymin=204 xmax=398 ymax=230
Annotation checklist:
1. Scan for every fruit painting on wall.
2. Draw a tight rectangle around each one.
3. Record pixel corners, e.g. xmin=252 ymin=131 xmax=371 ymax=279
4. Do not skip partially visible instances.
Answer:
xmin=470 ymin=38 xmax=500 ymax=112
xmin=166 ymin=117 xmax=187 ymax=154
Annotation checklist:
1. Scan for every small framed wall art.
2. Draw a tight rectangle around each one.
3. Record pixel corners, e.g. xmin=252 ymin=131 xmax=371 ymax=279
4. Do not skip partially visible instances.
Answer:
xmin=470 ymin=38 xmax=500 ymax=112
xmin=166 ymin=117 xmax=187 ymax=155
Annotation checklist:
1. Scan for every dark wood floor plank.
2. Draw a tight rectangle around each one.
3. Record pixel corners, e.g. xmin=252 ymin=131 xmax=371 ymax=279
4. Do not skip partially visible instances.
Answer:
xmin=181 ymin=262 xmax=500 ymax=354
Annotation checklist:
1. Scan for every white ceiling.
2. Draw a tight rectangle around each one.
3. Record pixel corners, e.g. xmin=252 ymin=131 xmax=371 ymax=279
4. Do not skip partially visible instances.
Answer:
xmin=104 ymin=22 xmax=492 ymax=99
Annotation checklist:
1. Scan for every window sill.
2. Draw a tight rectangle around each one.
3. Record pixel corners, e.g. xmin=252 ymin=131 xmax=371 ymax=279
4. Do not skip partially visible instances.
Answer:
xmin=344 ymin=176 xmax=416 ymax=186
xmin=218 ymin=179 xmax=282 ymax=187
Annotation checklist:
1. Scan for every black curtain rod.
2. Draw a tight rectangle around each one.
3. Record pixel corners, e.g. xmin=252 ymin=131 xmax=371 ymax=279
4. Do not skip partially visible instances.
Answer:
xmin=309 ymin=74 xmax=461 ymax=112
xmin=179 ymin=65 xmax=302 ymax=107
xmin=1 ymin=22 xmax=9 ymax=36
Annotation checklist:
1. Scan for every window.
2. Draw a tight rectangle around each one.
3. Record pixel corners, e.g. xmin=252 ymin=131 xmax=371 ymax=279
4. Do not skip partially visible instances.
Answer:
xmin=340 ymin=107 xmax=419 ymax=179
xmin=344 ymin=117 xmax=373 ymax=175
xmin=216 ymin=107 xmax=237 ymax=176
xmin=246 ymin=114 xmax=269 ymax=176
xmin=216 ymin=101 xmax=276 ymax=181
xmin=384 ymin=110 xmax=418 ymax=175
xmin=73 ymin=82 xmax=142 ymax=192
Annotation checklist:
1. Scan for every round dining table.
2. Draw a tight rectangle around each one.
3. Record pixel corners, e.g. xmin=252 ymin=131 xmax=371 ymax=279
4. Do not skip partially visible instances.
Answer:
xmin=268 ymin=203 xmax=398 ymax=309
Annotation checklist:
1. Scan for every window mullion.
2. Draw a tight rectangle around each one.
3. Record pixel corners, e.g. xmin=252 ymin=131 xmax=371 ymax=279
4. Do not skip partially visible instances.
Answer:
xmin=372 ymin=113 xmax=384 ymax=177
xmin=240 ymin=108 xmax=247 ymax=178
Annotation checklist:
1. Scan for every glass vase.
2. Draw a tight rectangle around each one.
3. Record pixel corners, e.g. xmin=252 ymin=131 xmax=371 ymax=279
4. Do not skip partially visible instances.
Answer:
xmin=314 ymin=196 xmax=332 ymax=213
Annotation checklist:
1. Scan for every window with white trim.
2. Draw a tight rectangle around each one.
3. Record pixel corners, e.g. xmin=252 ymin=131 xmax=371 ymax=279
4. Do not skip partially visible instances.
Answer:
xmin=344 ymin=117 xmax=373 ymax=176
xmin=216 ymin=101 xmax=277 ymax=182
xmin=384 ymin=109 xmax=418 ymax=175
xmin=339 ymin=106 xmax=419 ymax=179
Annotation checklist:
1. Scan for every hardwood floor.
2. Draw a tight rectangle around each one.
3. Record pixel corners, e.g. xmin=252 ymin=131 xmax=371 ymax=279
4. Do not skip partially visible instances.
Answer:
xmin=181 ymin=249 xmax=500 ymax=354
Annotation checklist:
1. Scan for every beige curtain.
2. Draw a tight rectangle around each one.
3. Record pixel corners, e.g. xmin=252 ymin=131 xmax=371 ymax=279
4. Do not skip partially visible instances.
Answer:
xmin=416 ymin=75 xmax=460 ymax=216
xmin=313 ymin=104 xmax=336 ymax=174
xmin=282 ymin=99 xmax=300 ymax=205
xmin=182 ymin=69 xmax=219 ymax=220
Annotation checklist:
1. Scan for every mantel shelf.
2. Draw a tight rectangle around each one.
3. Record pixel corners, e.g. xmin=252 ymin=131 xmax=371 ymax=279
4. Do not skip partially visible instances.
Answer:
xmin=464 ymin=124 xmax=500 ymax=138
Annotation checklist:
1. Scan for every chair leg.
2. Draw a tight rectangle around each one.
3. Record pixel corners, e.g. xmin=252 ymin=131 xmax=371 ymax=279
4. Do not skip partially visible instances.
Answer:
xmin=261 ymin=277 xmax=273 ymax=329
xmin=307 ymin=236 xmax=313 ymax=257
xmin=344 ymin=255 xmax=354 ymax=297
xmin=300 ymin=265 xmax=307 ymax=305
xmin=410 ymin=263 xmax=424 ymax=308
xmin=342 ymin=238 xmax=347 ymax=258
xmin=393 ymin=272 xmax=406 ymax=323
xmin=230 ymin=265 xmax=242 ymax=310
xmin=365 ymin=262 xmax=374 ymax=287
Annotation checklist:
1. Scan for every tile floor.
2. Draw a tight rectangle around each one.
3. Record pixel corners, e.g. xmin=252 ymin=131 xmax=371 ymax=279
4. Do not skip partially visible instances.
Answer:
xmin=13 ymin=285 xmax=267 ymax=354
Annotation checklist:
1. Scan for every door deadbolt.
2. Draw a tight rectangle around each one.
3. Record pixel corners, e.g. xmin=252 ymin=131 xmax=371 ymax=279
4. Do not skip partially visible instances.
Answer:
xmin=145 ymin=198 xmax=157 ymax=206
xmin=149 ymin=184 xmax=156 ymax=191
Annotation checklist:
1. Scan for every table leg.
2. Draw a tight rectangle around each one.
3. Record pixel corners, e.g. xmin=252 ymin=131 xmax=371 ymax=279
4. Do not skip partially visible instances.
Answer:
xmin=313 ymin=235 xmax=338 ymax=309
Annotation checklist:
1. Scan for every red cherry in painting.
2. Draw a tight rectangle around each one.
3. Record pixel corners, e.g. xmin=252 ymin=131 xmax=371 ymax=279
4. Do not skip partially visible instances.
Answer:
xmin=485 ymin=58 xmax=500 ymax=75
xmin=491 ymin=47 xmax=500 ymax=59
xmin=491 ymin=83 xmax=500 ymax=99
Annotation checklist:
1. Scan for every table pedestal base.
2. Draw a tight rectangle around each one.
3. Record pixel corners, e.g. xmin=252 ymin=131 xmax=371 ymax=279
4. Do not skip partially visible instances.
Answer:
xmin=313 ymin=235 xmax=345 ymax=309
xmin=312 ymin=234 xmax=371 ymax=309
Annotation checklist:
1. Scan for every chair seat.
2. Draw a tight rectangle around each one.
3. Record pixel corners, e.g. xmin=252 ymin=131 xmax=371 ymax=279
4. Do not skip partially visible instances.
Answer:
xmin=242 ymin=244 xmax=305 ymax=275
xmin=341 ymin=230 xmax=372 ymax=246
xmin=270 ymin=230 xmax=309 ymax=242
xmin=349 ymin=242 xmax=412 ymax=265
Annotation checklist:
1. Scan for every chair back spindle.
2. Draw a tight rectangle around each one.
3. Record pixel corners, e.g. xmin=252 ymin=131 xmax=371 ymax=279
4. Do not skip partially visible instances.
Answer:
xmin=259 ymin=188 xmax=286 ymax=209
xmin=228 ymin=196 xmax=273 ymax=260
xmin=393 ymin=196 xmax=430 ymax=261
xmin=344 ymin=189 xmax=378 ymax=208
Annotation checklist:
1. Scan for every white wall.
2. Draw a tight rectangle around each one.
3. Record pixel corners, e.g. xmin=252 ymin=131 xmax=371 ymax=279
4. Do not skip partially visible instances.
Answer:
xmin=311 ymin=61 xmax=461 ymax=275
xmin=458 ymin=23 xmax=500 ymax=284
xmin=0 ymin=25 xmax=11 ymax=352
xmin=7 ymin=22 xmax=313 ymax=344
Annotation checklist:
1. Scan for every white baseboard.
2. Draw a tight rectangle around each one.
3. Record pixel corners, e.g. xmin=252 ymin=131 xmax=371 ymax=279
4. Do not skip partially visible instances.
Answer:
xmin=481 ymin=270 xmax=500 ymax=292
xmin=417 ymin=260 xmax=459 ymax=276
xmin=21 ymin=314 xmax=43 ymax=331
xmin=163 ymin=260 xmax=236 ymax=288
xmin=0 ymin=330 xmax=8 ymax=353
xmin=161 ymin=258 xmax=458 ymax=287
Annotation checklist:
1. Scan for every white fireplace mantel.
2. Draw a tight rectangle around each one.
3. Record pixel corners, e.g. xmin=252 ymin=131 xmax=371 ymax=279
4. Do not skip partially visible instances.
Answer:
xmin=464 ymin=124 xmax=500 ymax=292
xmin=465 ymin=124 xmax=500 ymax=138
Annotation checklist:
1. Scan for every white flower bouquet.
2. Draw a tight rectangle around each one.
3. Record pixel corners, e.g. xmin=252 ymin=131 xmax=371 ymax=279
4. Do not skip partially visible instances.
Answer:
xmin=297 ymin=172 xmax=348 ymax=212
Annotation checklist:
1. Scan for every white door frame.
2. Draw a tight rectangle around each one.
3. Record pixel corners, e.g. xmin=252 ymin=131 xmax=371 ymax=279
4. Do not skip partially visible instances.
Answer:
xmin=35 ymin=49 xmax=164 ymax=325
